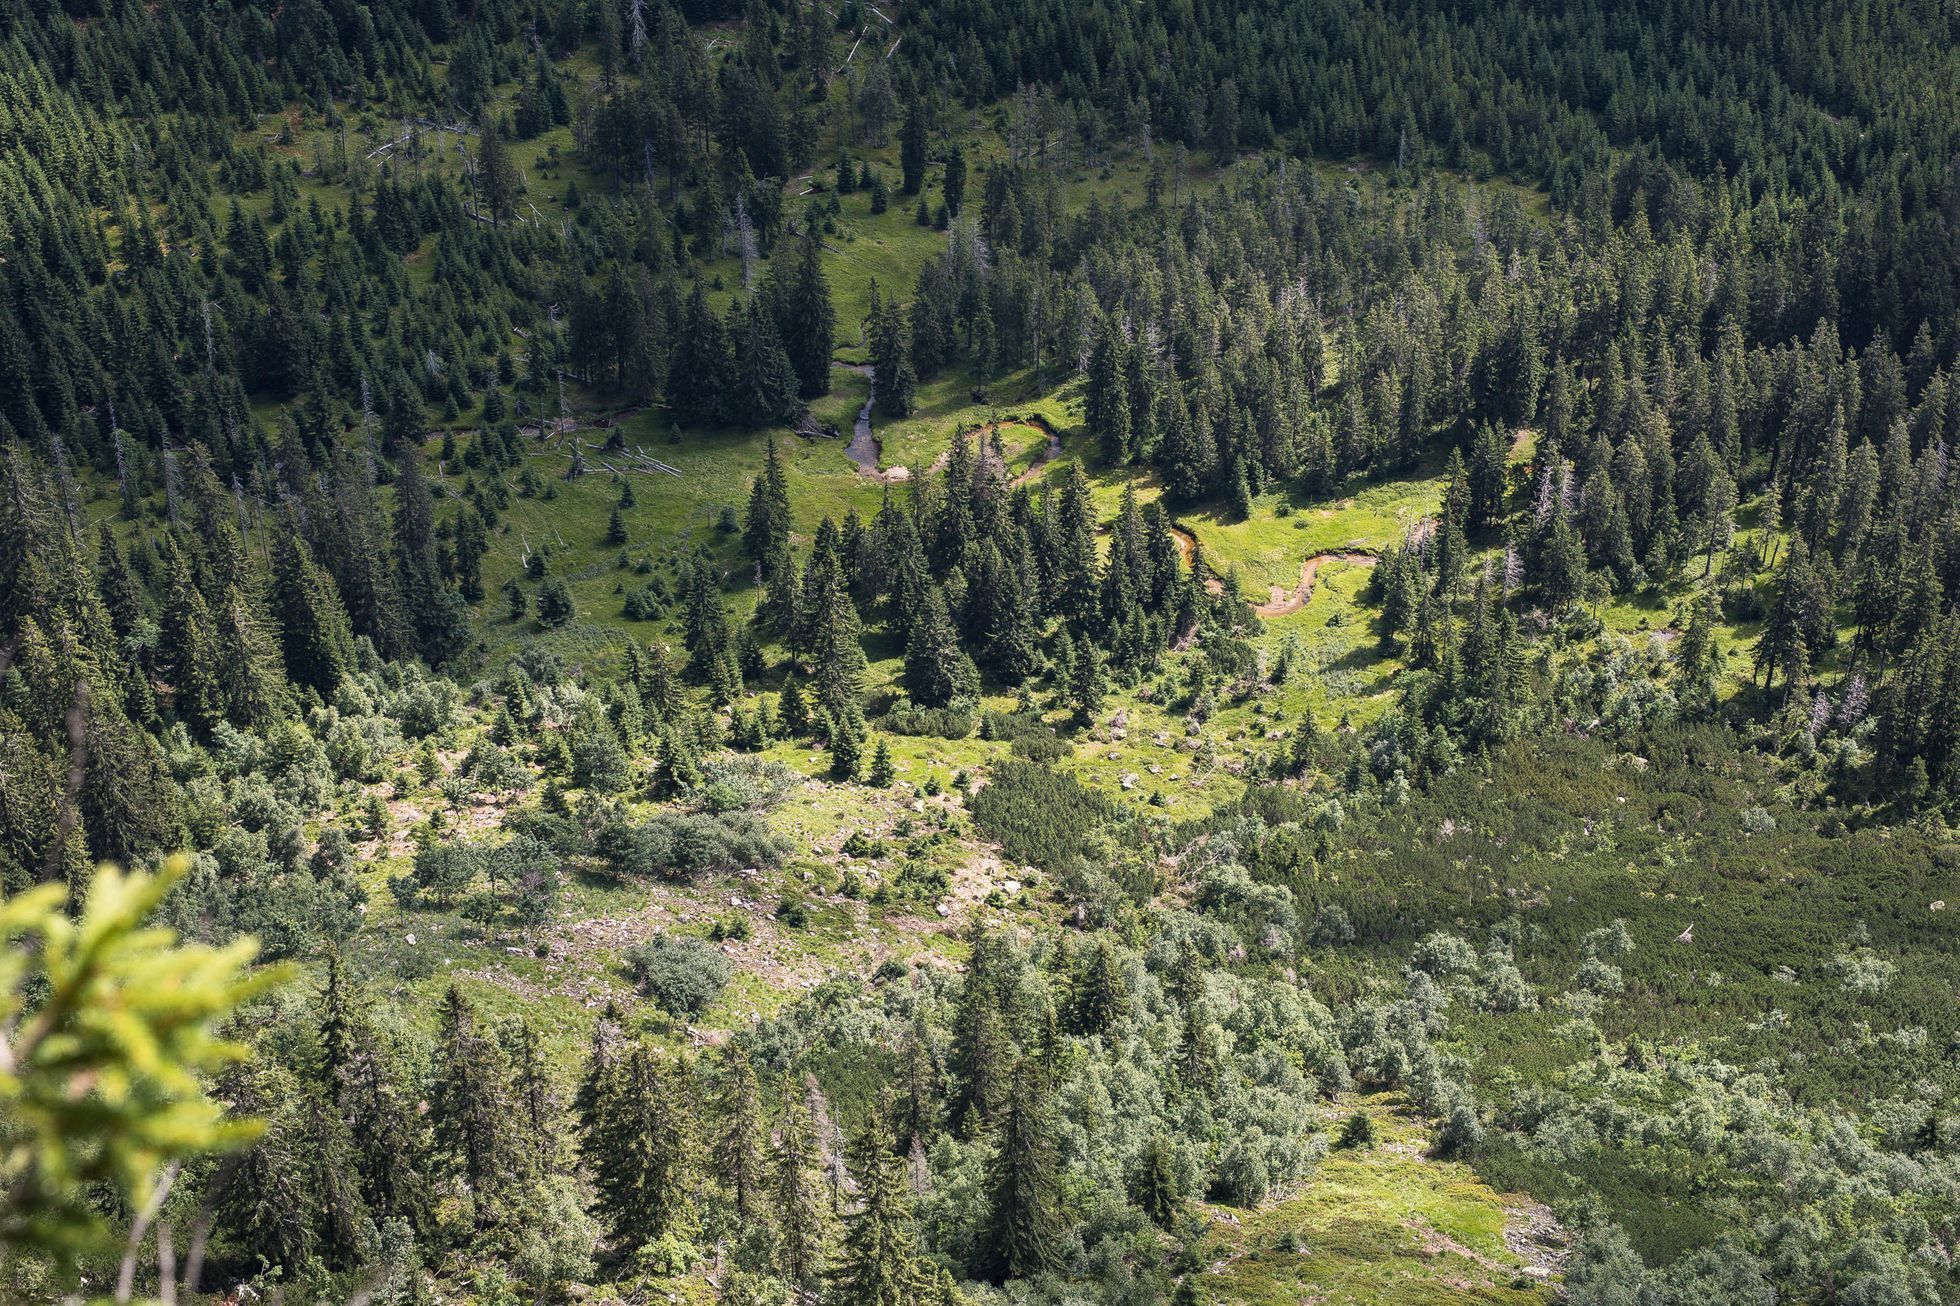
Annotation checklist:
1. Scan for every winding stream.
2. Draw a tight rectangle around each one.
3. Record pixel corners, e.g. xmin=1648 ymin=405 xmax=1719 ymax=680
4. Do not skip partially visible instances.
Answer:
xmin=1169 ymin=527 xmax=1376 ymax=616
xmin=842 ymin=362 xmax=881 ymax=476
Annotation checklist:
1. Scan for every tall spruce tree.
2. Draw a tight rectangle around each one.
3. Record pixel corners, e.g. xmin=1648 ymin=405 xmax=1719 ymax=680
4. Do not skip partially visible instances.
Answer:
xmin=732 ymin=296 xmax=803 ymax=427
xmin=428 ymin=985 xmax=524 ymax=1224
xmin=774 ymin=1080 xmax=829 ymax=1288
xmin=830 ymin=1106 xmax=931 ymax=1306
xmin=977 ymin=1058 xmax=1063 ymax=1283
xmin=744 ymin=436 xmax=794 ymax=585
xmin=775 ymin=229 xmax=836 ymax=399
xmin=270 ymin=508 xmax=355 ymax=695
xmin=904 ymin=587 xmax=979 ymax=707
xmin=716 ymin=1045 xmax=766 ymax=1219
xmin=900 ymin=100 xmax=929 ymax=195
xmin=584 ymin=1043 xmax=695 ymax=1250
xmin=798 ymin=520 xmax=866 ymax=724
xmin=669 ymin=286 xmax=735 ymax=426
xmin=392 ymin=454 xmax=471 ymax=665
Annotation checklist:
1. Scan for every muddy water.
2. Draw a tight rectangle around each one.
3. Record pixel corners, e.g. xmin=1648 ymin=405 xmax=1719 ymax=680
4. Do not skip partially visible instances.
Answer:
xmin=1006 ymin=419 xmax=1062 ymax=487
xmin=842 ymin=363 xmax=879 ymax=475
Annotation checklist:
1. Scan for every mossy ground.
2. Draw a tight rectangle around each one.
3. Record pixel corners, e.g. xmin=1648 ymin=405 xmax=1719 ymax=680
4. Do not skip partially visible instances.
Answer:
xmin=1195 ymin=1096 xmax=1559 ymax=1305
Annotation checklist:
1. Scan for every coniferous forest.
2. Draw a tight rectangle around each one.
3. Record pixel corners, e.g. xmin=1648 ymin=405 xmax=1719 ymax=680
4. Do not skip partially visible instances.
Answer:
xmin=3 ymin=0 xmax=1960 ymax=1301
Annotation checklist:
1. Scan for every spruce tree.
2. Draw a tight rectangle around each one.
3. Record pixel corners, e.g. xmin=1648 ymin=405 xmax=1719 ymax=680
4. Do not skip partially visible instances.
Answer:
xmin=974 ymin=543 xmax=1041 ymax=684
xmin=1069 ymin=937 xmax=1130 ymax=1034
xmin=977 ymin=1058 xmax=1063 ymax=1283
xmin=779 ymin=673 xmax=812 ymax=736
xmin=339 ymin=1025 xmax=434 ymax=1234
xmin=158 ymin=538 xmax=226 ymax=733
xmin=871 ymin=297 xmax=916 ymax=418
xmin=830 ymin=1106 xmax=931 ymax=1306
xmin=799 ymin=524 xmax=866 ymax=724
xmin=1067 ymin=638 xmax=1107 ymax=725
xmin=574 ymin=1002 xmax=623 ymax=1158
xmin=952 ymin=925 xmax=1013 ymax=1129
xmin=942 ymin=144 xmax=966 ymax=216
xmin=776 ymin=230 xmax=837 ymax=399
xmin=211 ymin=582 xmax=292 ymax=728
xmin=270 ymin=509 xmax=356 ymax=695
xmin=392 ymin=454 xmax=471 ymax=665
xmin=716 ymin=1045 xmax=766 ymax=1219
xmin=774 ymin=1081 xmax=828 ymax=1288
xmin=428 ymin=985 xmax=523 ymax=1223
xmin=900 ymin=100 xmax=929 ymax=194
xmin=744 ymin=436 xmax=794 ymax=582
xmin=1054 ymin=463 xmax=1101 ymax=630
xmin=1169 ymin=938 xmax=1213 ymax=1093
xmin=1467 ymin=423 xmax=1508 ymax=530
xmin=669 ymin=286 xmax=735 ymax=427
xmin=586 ymin=1043 xmax=695 ymax=1250
xmin=828 ymin=711 xmax=864 ymax=780
xmin=732 ymin=296 xmax=803 ymax=427
xmin=453 ymin=506 xmax=488 ymax=602
xmin=1134 ymin=1134 xmax=1182 ymax=1228
xmin=896 ymin=1015 xmax=942 ymax=1151
xmin=476 ymin=119 xmax=522 ymax=227
xmin=1675 ymin=589 xmax=1721 ymax=708
xmin=93 ymin=525 xmax=145 ymax=641
xmin=867 ymin=736 xmax=896 ymax=786
xmin=503 ymin=1018 xmax=560 ymax=1177
xmin=1086 ymin=330 xmax=1132 ymax=464
xmin=904 ymin=587 xmax=979 ymax=707
xmin=317 ymin=950 xmax=358 ymax=1102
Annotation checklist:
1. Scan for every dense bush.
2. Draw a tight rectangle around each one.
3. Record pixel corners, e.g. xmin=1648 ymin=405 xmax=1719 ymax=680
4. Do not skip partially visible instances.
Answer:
xmin=627 ymin=934 xmax=733 ymax=1014
xmin=696 ymin=757 xmax=801 ymax=813
xmin=409 ymin=841 xmax=484 ymax=905
xmin=876 ymin=701 xmax=976 ymax=739
xmin=596 ymin=811 xmax=792 ymax=880
xmin=970 ymin=760 xmax=1129 ymax=873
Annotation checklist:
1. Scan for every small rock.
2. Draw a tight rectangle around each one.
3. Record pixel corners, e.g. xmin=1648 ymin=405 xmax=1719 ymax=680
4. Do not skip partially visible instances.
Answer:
xmin=1003 ymin=879 xmax=1021 ymax=894
xmin=935 ymin=902 xmax=952 ymax=917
